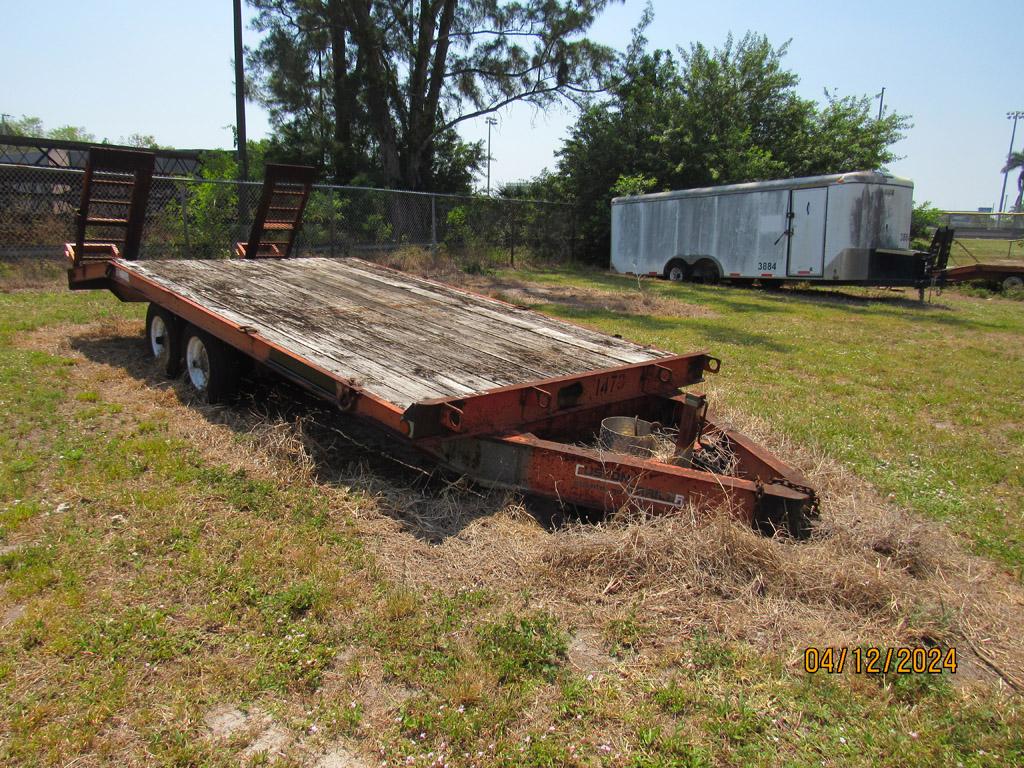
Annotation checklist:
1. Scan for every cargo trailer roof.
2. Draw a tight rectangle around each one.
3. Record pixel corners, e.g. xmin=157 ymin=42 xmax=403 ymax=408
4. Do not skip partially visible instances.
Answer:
xmin=611 ymin=171 xmax=913 ymax=205
xmin=118 ymin=257 xmax=670 ymax=408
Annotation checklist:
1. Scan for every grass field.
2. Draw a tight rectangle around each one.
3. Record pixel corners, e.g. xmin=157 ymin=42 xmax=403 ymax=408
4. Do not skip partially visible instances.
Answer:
xmin=948 ymin=237 xmax=1024 ymax=267
xmin=2 ymin=263 xmax=1023 ymax=767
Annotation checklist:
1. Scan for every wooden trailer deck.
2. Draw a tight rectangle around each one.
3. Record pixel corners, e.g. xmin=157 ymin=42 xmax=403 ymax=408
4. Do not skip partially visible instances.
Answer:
xmin=117 ymin=256 xmax=671 ymax=409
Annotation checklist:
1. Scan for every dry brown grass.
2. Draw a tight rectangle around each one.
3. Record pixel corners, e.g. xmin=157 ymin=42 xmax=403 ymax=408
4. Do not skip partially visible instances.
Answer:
xmin=458 ymin=274 xmax=717 ymax=320
xmin=0 ymin=258 xmax=67 ymax=292
xmin=18 ymin=317 xmax=1024 ymax=697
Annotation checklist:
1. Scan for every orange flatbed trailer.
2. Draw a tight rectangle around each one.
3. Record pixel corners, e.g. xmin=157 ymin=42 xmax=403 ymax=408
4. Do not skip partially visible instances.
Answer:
xmin=63 ymin=150 xmax=817 ymax=536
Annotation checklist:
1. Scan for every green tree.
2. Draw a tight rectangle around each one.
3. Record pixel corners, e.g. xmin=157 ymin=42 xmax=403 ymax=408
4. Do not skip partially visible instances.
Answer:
xmin=2 ymin=115 xmax=45 ymax=136
xmin=1003 ymin=151 xmax=1024 ymax=212
xmin=552 ymin=33 xmax=910 ymax=261
xmin=910 ymin=200 xmax=943 ymax=242
xmin=121 ymin=133 xmax=164 ymax=149
xmin=247 ymin=0 xmax=622 ymax=191
xmin=1 ymin=115 xmax=96 ymax=143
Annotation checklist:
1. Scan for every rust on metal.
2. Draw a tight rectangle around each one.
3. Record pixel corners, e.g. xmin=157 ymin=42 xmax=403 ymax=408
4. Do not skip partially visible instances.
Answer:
xmin=235 ymin=163 xmax=317 ymax=259
xmin=66 ymin=147 xmax=155 ymax=266
xmin=402 ymin=353 xmax=718 ymax=439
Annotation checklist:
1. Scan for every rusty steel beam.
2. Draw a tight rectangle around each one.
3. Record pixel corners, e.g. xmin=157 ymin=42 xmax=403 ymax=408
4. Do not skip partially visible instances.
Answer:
xmin=433 ymin=432 xmax=813 ymax=536
xmin=403 ymin=353 xmax=719 ymax=440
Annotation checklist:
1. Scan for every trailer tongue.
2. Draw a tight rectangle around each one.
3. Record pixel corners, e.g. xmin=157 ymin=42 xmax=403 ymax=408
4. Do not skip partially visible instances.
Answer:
xmin=65 ymin=151 xmax=818 ymax=537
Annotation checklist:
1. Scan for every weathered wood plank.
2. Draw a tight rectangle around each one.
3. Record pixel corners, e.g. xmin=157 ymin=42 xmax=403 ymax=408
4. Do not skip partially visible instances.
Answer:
xmin=271 ymin=259 xmax=622 ymax=378
xmin=124 ymin=257 xmax=669 ymax=408
xmin=130 ymin=262 xmax=449 ymax=404
xmin=340 ymin=259 xmax=662 ymax=364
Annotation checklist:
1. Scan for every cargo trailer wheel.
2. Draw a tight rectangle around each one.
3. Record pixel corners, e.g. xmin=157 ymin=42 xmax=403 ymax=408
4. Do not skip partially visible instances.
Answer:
xmin=183 ymin=326 xmax=239 ymax=404
xmin=691 ymin=259 xmax=720 ymax=284
xmin=665 ymin=260 xmax=688 ymax=282
xmin=145 ymin=304 xmax=182 ymax=378
xmin=1003 ymin=275 xmax=1024 ymax=291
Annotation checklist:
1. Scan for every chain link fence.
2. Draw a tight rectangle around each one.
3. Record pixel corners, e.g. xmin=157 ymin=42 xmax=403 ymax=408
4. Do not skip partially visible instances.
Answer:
xmin=0 ymin=163 xmax=576 ymax=268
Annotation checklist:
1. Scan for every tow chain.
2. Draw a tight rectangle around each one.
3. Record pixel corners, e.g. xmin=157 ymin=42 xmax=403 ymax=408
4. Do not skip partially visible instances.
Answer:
xmin=774 ymin=476 xmax=821 ymax=522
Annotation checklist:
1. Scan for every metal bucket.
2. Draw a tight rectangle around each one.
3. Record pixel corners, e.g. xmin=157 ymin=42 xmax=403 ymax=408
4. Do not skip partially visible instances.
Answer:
xmin=599 ymin=416 xmax=658 ymax=457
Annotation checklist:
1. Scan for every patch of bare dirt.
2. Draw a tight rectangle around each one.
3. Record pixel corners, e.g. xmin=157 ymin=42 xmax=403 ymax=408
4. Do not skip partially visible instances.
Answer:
xmin=314 ymin=745 xmax=368 ymax=768
xmin=203 ymin=703 xmax=371 ymax=767
xmin=204 ymin=705 xmax=252 ymax=739
xmin=2 ymin=603 xmax=27 ymax=627
xmin=567 ymin=628 xmax=616 ymax=676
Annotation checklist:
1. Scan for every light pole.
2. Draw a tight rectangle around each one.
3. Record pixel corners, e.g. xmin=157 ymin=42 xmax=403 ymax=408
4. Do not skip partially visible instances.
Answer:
xmin=876 ymin=87 xmax=885 ymax=120
xmin=999 ymin=110 xmax=1024 ymax=214
xmin=485 ymin=116 xmax=497 ymax=195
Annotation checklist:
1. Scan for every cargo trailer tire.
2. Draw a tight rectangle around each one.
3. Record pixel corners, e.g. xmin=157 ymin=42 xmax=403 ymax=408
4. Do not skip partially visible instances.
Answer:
xmin=145 ymin=304 xmax=182 ymax=379
xmin=183 ymin=326 xmax=240 ymax=404
xmin=664 ymin=259 xmax=688 ymax=282
xmin=691 ymin=259 xmax=720 ymax=284
xmin=1003 ymin=275 xmax=1024 ymax=291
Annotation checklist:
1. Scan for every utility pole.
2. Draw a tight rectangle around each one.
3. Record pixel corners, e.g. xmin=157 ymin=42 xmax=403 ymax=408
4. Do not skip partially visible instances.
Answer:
xmin=233 ymin=0 xmax=248 ymax=183
xmin=875 ymin=87 xmax=885 ymax=120
xmin=485 ymin=116 xmax=497 ymax=195
xmin=233 ymin=0 xmax=249 ymax=240
xmin=999 ymin=110 xmax=1024 ymax=214
xmin=0 ymin=113 xmax=10 ymax=133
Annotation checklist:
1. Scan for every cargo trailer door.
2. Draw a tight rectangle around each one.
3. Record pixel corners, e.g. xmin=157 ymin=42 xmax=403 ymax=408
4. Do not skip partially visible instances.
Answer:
xmin=787 ymin=188 xmax=827 ymax=277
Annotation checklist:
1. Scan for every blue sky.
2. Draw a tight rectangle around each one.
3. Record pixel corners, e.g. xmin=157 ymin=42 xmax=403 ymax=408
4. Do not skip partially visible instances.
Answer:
xmin=3 ymin=0 xmax=1020 ymax=210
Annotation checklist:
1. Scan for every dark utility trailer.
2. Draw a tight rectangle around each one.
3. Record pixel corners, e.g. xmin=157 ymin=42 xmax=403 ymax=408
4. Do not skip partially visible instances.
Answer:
xmin=65 ymin=150 xmax=818 ymax=536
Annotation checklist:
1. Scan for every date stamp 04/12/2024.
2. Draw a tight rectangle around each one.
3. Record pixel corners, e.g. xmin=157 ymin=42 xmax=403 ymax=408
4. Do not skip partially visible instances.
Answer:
xmin=803 ymin=647 xmax=957 ymax=675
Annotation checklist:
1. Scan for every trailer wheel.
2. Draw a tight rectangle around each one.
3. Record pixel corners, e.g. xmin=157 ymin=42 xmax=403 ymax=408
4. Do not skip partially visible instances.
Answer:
xmin=182 ymin=326 xmax=240 ymax=404
xmin=665 ymin=260 xmax=688 ymax=282
xmin=1003 ymin=275 xmax=1024 ymax=291
xmin=145 ymin=304 xmax=182 ymax=378
xmin=691 ymin=259 xmax=720 ymax=284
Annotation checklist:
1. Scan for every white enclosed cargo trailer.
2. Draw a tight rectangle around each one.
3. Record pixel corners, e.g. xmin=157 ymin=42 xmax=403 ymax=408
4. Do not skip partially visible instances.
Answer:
xmin=610 ymin=172 xmax=922 ymax=286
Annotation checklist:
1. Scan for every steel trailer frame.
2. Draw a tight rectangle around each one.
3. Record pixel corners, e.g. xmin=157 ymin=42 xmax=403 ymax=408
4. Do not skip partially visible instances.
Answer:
xmin=64 ymin=154 xmax=818 ymax=538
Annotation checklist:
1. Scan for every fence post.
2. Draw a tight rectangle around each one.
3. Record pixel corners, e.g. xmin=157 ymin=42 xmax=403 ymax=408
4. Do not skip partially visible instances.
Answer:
xmin=180 ymin=183 xmax=191 ymax=257
xmin=329 ymin=189 xmax=336 ymax=258
xmin=569 ymin=205 xmax=576 ymax=263
xmin=509 ymin=203 xmax=516 ymax=268
xmin=431 ymin=194 xmax=437 ymax=254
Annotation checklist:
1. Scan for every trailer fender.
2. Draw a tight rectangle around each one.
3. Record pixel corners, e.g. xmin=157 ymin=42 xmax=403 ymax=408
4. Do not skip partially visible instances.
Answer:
xmin=690 ymin=258 xmax=722 ymax=284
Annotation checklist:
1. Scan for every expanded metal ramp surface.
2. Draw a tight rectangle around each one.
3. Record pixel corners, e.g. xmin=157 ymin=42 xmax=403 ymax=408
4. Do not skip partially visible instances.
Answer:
xmin=119 ymin=256 xmax=670 ymax=408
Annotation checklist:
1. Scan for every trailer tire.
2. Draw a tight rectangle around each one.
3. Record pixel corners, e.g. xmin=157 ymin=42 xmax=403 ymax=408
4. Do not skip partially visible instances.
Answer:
xmin=182 ymin=326 xmax=240 ymax=404
xmin=664 ymin=259 xmax=688 ymax=282
xmin=691 ymin=259 xmax=720 ymax=284
xmin=1003 ymin=275 xmax=1024 ymax=291
xmin=145 ymin=304 xmax=182 ymax=379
